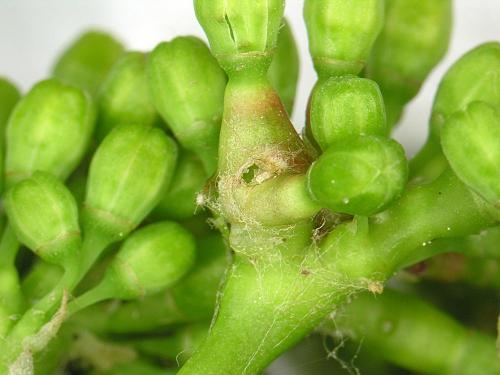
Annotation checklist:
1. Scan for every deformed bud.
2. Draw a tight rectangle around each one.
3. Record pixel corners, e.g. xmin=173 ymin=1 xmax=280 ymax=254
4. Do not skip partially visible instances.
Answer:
xmin=310 ymin=76 xmax=387 ymax=150
xmin=307 ymin=135 xmax=408 ymax=215
xmin=148 ymin=37 xmax=226 ymax=174
xmin=96 ymin=52 xmax=158 ymax=140
xmin=304 ymin=0 xmax=384 ymax=77
xmin=83 ymin=124 xmax=177 ymax=242
xmin=268 ymin=20 xmax=300 ymax=116
xmin=4 ymin=172 xmax=81 ymax=268
xmin=441 ymin=101 xmax=500 ymax=207
xmin=5 ymin=79 xmax=95 ymax=188
xmin=430 ymin=42 xmax=500 ymax=140
xmin=100 ymin=221 xmax=196 ymax=299
xmin=53 ymin=30 xmax=124 ymax=96
xmin=194 ymin=0 xmax=284 ymax=73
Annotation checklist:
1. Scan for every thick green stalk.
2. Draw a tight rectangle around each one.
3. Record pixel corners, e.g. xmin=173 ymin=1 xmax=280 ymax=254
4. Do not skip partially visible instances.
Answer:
xmin=322 ymin=289 xmax=499 ymax=375
xmin=216 ymin=74 xmax=316 ymax=228
xmin=180 ymin=169 xmax=497 ymax=374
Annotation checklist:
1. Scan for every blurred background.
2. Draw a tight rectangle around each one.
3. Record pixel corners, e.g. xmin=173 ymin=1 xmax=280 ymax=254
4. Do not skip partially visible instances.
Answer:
xmin=0 ymin=0 xmax=499 ymax=156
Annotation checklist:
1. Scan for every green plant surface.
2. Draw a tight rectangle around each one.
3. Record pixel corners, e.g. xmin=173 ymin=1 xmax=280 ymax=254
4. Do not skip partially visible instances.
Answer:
xmin=322 ymin=289 xmax=500 ymax=375
xmin=0 ymin=1 xmax=499 ymax=374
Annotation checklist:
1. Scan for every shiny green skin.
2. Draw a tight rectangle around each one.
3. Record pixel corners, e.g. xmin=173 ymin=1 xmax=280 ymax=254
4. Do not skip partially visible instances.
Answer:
xmin=99 ymin=222 xmax=196 ymax=300
xmin=5 ymin=79 xmax=95 ymax=188
xmin=268 ymin=20 xmax=299 ymax=116
xmin=53 ymin=30 xmax=124 ymax=96
xmin=304 ymin=0 xmax=384 ymax=77
xmin=83 ymin=124 xmax=177 ymax=241
xmin=441 ymin=101 xmax=500 ymax=207
xmin=194 ymin=0 xmax=284 ymax=74
xmin=411 ymin=42 xmax=500 ymax=182
xmin=307 ymin=135 xmax=408 ymax=215
xmin=310 ymin=76 xmax=388 ymax=150
xmin=148 ymin=37 xmax=226 ymax=175
xmin=366 ymin=0 xmax=452 ymax=126
xmin=431 ymin=42 xmax=500 ymax=141
xmin=4 ymin=172 xmax=80 ymax=268
xmin=96 ymin=52 xmax=158 ymax=140
xmin=0 ymin=78 xmax=20 ymax=193
xmin=154 ymin=149 xmax=207 ymax=220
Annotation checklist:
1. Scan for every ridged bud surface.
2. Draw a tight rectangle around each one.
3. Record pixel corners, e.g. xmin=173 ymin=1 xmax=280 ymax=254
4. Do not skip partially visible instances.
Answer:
xmin=148 ymin=37 xmax=226 ymax=174
xmin=5 ymin=172 xmax=81 ymax=267
xmin=304 ymin=0 xmax=384 ymax=77
xmin=194 ymin=0 xmax=284 ymax=74
xmin=84 ymin=124 xmax=177 ymax=240
xmin=102 ymin=222 xmax=196 ymax=299
xmin=441 ymin=101 xmax=500 ymax=207
xmin=5 ymin=79 xmax=95 ymax=188
xmin=310 ymin=76 xmax=387 ymax=150
xmin=431 ymin=42 xmax=500 ymax=140
xmin=307 ymin=135 xmax=408 ymax=215
xmin=97 ymin=52 xmax=157 ymax=140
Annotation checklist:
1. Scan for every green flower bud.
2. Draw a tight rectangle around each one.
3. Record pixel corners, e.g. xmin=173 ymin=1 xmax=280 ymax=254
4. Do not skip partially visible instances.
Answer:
xmin=0 ymin=78 xmax=21 ymax=193
xmin=68 ymin=222 xmax=196 ymax=314
xmin=366 ymin=0 xmax=452 ymax=106
xmin=268 ymin=20 xmax=300 ymax=116
xmin=83 ymin=124 xmax=177 ymax=243
xmin=53 ymin=30 xmax=124 ymax=96
xmin=97 ymin=52 xmax=158 ymax=141
xmin=4 ymin=172 xmax=81 ymax=269
xmin=194 ymin=0 xmax=284 ymax=73
xmin=431 ymin=42 xmax=500 ymax=140
xmin=148 ymin=37 xmax=226 ymax=174
xmin=99 ymin=233 xmax=227 ymax=334
xmin=102 ymin=221 xmax=196 ymax=299
xmin=310 ymin=76 xmax=387 ymax=150
xmin=304 ymin=0 xmax=384 ymax=77
xmin=154 ymin=150 xmax=207 ymax=220
xmin=5 ymin=79 xmax=95 ymax=188
xmin=441 ymin=101 xmax=500 ymax=207
xmin=307 ymin=135 xmax=408 ymax=215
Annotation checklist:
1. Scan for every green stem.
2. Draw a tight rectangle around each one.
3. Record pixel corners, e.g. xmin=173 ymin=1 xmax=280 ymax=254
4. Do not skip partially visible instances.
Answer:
xmin=179 ymin=169 xmax=497 ymax=374
xmin=66 ymin=281 xmax=114 ymax=317
xmin=0 ymin=224 xmax=20 ymax=267
xmin=0 ymin=267 xmax=80 ymax=370
xmin=79 ymin=224 xmax=115 ymax=278
xmin=322 ymin=289 xmax=499 ymax=375
xmin=0 ymin=224 xmax=24 ymax=335
xmin=231 ymin=174 xmax=321 ymax=226
xmin=409 ymin=137 xmax=448 ymax=184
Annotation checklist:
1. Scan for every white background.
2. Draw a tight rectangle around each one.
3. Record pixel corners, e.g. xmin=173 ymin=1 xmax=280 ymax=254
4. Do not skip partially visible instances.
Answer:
xmin=0 ymin=0 xmax=499 ymax=156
